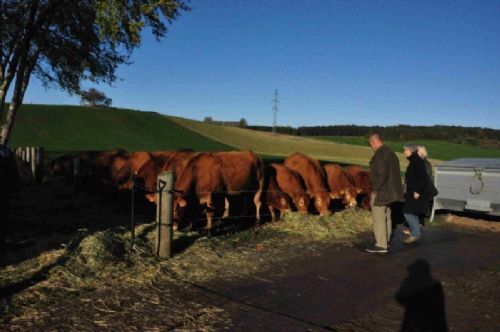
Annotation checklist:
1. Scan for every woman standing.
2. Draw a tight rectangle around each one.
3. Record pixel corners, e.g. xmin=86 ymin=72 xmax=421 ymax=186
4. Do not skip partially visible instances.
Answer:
xmin=403 ymin=144 xmax=430 ymax=244
xmin=417 ymin=145 xmax=433 ymax=180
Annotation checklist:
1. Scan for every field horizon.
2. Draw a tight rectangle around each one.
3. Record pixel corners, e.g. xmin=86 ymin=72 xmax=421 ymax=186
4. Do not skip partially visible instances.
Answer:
xmin=8 ymin=103 xmax=500 ymax=167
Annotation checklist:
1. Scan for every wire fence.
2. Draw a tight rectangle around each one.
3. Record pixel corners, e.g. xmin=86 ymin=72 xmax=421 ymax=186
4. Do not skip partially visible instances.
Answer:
xmin=128 ymin=174 xmax=357 ymax=231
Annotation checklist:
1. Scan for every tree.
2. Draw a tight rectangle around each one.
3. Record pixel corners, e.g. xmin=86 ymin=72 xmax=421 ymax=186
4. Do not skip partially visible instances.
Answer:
xmin=0 ymin=0 xmax=189 ymax=144
xmin=239 ymin=118 xmax=247 ymax=128
xmin=203 ymin=116 xmax=213 ymax=123
xmin=80 ymin=88 xmax=112 ymax=107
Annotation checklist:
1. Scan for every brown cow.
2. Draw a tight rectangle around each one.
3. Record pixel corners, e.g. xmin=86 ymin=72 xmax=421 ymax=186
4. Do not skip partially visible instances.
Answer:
xmin=264 ymin=165 xmax=292 ymax=222
xmin=345 ymin=165 xmax=372 ymax=209
xmin=111 ymin=151 xmax=155 ymax=188
xmin=214 ymin=151 xmax=264 ymax=222
xmin=49 ymin=154 xmax=76 ymax=178
xmin=324 ymin=164 xmax=358 ymax=208
xmin=135 ymin=151 xmax=198 ymax=202
xmin=174 ymin=153 xmax=225 ymax=231
xmin=269 ymin=163 xmax=310 ymax=213
xmin=284 ymin=153 xmax=330 ymax=215
xmin=79 ymin=148 xmax=127 ymax=181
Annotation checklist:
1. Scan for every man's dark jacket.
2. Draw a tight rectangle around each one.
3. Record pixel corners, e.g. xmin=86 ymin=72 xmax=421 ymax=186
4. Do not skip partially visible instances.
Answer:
xmin=369 ymin=144 xmax=403 ymax=206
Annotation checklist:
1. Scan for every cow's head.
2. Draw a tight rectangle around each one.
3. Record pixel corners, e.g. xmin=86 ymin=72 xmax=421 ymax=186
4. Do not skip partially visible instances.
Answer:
xmin=278 ymin=193 xmax=292 ymax=213
xmin=173 ymin=193 xmax=188 ymax=222
xmin=342 ymin=188 xmax=358 ymax=208
xmin=297 ymin=193 xmax=310 ymax=213
xmin=315 ymin=192 xmax=331 ymax=216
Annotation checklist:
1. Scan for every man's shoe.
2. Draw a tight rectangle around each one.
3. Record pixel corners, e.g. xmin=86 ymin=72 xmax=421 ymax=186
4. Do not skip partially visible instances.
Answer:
xmin=365 ymin=245 xmax=388 ymax=253
xmin=403 ymin=236 xmax=420 ymax=244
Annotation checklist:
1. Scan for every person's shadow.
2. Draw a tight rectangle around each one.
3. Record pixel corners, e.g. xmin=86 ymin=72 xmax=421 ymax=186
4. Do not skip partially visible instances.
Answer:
xmin=395 ymin=259 xmax=448 ymax=332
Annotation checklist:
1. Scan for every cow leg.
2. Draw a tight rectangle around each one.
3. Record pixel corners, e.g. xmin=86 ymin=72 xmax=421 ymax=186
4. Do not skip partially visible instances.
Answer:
xmin=269 ymin=205 xmax=276 ymax=222
xmin=254 ymin=190 xmax=262 ymax=221
xmin=222 ymin=197 xmax=230 ymax=219
xmin=204 ymin=195 xmax=214 ymax=232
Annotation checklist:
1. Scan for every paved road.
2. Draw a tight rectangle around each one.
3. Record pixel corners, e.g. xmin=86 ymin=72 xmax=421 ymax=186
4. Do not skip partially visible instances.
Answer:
xmin=199 ymin=227 xmax=500 ymax=331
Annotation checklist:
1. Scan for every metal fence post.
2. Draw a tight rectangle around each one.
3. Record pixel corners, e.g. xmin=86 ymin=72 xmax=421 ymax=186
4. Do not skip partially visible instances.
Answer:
xmin=156 ymin=171 xmax=174 ymax=258
xmin=130 ymin=174 xmax=137 ymax=252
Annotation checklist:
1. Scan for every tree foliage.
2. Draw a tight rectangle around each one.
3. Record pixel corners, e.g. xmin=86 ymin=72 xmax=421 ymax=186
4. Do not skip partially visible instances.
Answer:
xmin=80 ymin=88 xmax=112 ymax=107
xmin=0 ymin=0 xmax=189 ymax=144
xmin=246 ymin=124 xmax=500 ymax=143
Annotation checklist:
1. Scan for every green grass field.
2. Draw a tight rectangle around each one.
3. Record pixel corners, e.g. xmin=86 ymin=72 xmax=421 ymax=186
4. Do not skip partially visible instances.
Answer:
xmin=168 ymin=116 xmax=396 ymax=166
xmin=9 ymin=104 xmax=499 ymax=168
xmin=9 ymin=104 xmax=233 ymax=152
xmin=314 ymin=136 xmax=500 ymax=161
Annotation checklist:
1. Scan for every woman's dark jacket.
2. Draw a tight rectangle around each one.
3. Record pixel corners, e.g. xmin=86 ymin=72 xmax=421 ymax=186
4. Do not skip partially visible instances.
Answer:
xmin=403 ymin=153 xmax=431 ymax=214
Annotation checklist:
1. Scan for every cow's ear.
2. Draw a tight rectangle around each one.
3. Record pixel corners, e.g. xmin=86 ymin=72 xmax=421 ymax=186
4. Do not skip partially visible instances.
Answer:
xmin=298 ymin=198 xmax=305 ymax=206
xmin=356 ymin=188 xmax=363 ymax=194
xmin=330 ymin=192 xmax=340 ymax=199
xmin=280 ymin=198 xmax=287 ymax=206
xmin=178 ymin=198 xmax=187 ymax=207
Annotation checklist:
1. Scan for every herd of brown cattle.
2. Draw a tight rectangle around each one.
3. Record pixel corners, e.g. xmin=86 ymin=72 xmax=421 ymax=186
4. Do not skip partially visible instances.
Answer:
xmin=50 ymin=149 xmax=372 ymax=231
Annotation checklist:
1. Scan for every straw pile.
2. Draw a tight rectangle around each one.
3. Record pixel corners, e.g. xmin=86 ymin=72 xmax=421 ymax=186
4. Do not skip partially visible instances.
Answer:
xmin=1 ymin=208 xmax=372 ymax=329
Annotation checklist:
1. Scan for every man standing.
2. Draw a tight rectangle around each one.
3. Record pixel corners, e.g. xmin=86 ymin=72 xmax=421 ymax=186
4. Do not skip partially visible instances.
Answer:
xmin=366 ymin=134 xmax=403 ymax=253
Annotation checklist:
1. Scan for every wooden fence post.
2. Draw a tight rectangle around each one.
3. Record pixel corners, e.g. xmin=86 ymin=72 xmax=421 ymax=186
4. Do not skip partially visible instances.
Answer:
xmin=35 ymin=147 xmax=44 ymax=183
xmin=30 ymin=147 xmax=36 ymax=180
xmin=156 ymin=171 xmax=174 ymax=258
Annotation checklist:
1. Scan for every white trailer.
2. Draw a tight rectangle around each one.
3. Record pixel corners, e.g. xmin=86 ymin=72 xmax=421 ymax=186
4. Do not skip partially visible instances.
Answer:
xmin=430 ymin=158 xmax=500 ymax=221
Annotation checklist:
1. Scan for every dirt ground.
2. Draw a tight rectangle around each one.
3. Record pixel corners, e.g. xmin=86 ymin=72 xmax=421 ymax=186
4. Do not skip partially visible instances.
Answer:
xmin=1 ymin=179 xmax=499 ymax=331
xmin=441 ymin=212 xmax=500 ymax=233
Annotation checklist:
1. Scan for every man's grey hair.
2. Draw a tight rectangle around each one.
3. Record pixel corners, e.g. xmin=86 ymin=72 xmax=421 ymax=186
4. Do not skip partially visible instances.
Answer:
xmin=403 ymin=143 xmax=418 ymax=153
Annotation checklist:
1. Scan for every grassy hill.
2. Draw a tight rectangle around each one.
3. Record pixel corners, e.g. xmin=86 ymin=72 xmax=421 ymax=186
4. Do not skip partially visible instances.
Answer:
xmin=13 ymin=104 xmax=499 ymax=168
xmin=313 ymin=136 xmax=500 ymax=161
xmin=168 ymin=116 xmax=408 ymax=167
xmin=9 ymin=104 xmax=233 ymax=152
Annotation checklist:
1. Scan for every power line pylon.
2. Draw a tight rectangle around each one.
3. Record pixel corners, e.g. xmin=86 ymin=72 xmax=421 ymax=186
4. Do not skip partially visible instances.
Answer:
xmin=272 ymin=89 xmax=279 ymax=135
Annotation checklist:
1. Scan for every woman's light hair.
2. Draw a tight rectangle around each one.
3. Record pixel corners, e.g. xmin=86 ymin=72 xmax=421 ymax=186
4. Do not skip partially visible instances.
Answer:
xmin=417 ymin=145 xmax=428 ymax=159
xmin=403 ymin=143 xmax=418 ymax=153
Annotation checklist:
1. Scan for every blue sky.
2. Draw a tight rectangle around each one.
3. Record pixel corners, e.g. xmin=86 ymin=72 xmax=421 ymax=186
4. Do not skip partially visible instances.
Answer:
xmin=23 ymin=0 xmax=500 ymax=128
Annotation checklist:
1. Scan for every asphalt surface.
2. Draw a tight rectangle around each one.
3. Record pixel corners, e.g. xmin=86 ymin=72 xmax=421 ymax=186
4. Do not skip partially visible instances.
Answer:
xmin=199 ymin=227 xmax=500 ymax=331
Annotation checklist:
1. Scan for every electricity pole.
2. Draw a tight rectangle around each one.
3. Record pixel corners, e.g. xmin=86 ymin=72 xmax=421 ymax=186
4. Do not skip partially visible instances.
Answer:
xmin=272 ymin=89 xmax=279 ymax=135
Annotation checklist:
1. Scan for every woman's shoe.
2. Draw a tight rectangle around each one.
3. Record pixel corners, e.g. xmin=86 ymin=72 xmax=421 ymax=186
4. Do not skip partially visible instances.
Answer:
xmin=402 ymin=228 xmax=411 ymax=236
xmin=403 ymin=236 xmax=420 ymax=244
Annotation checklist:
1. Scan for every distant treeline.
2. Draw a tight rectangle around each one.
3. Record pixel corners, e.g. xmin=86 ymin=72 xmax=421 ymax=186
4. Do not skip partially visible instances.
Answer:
xmin=247 ymin=125 xmax=500 ymax=143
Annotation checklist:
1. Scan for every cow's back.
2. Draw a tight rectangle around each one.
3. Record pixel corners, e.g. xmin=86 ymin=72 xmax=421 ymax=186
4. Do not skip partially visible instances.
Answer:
xmin=345 ymin=165 xmax=371 ymax=193
xmin=214 ymin=151 xmax=263 ymax=193
xmin=284 ymin=153 xmax=331 ymax=214
xmin=284 ymin=153 xmax=327 ymax=191
xmin=324 ymin=164 xmax=353 ymax=191
xmin=175 ymin=152 xmax=224 ymax=197
xmin=270 ymin=163 xmax=309 ymax=211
